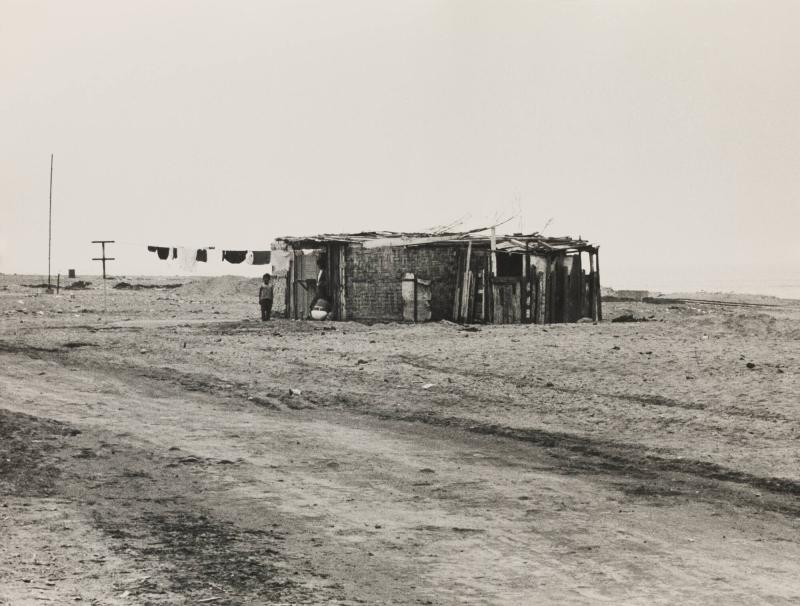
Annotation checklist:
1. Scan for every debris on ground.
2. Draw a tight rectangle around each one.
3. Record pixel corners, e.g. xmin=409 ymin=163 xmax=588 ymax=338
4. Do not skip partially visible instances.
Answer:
xmin=611 ymin=314 xmax=650 ymax=323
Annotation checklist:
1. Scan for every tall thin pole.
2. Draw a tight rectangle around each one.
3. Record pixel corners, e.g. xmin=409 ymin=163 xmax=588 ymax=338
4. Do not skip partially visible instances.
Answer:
xmin=48 ymin=154 xmax=53 ymax=291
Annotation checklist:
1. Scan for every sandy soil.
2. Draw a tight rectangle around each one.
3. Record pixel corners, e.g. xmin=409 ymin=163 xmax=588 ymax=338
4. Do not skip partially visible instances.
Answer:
xmin=1 ymin=274 xmax=799 ymax=605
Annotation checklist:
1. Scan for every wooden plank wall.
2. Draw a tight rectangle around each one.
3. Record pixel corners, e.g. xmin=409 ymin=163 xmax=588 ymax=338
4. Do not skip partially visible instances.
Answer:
xmin=327 ymin=244 xmax=341 ymax=320
xmin=491 ymin=278 xmax=523 ymax=324
xmin=285 ymin=256 xmax=293 ymax=319
xmin=287 ymin=249 xmax=319 ymax=320
xmin=460 ymin=248 xmax=599 ymax=325
xmin=452 ymin=248 xmax=491 ymax=323
xmin=521 ymin=251 xmax=598 ymax=324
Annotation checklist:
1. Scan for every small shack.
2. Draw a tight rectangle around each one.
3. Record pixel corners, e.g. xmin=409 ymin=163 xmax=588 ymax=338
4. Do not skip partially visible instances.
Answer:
xmin=271 ymin=230 xmax=601 ymax=324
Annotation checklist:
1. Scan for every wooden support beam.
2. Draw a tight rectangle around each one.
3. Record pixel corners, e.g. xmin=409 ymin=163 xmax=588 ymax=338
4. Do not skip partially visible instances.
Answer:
xmin=339 ymin=246 xmax=347 ymax=320
xmin=490 ymin=227 xmax=497 ymax=277
xmin=460 ymin=241 xmax=472 ymax=323
xmin=453 ymin=248 xmax=463 ymax=321
xmin=480 ymin=268 xmax=487 ymax=322
xmin=595 ymin=247 xmax=603 ymax=321
xmin=536 ymin=270 xmax=546 ymax=324
xmin=291 ymin=251 xmax=298 ymax=319
xmin=284 ymin=258 xmax=292 ymax=319
xmin=544 ymin=255 xmax=553 ymax=324
xmin=589 ymin=252 xmax=598 ymax=322
xmin=561 ymin=259 xmax=570 ymax=323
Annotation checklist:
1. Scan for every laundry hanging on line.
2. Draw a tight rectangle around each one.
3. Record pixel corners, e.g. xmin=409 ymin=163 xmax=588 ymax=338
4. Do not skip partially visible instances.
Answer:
xmin=250 ymin=251 xmax=271 ymax=265
xmin=147 ymin=246 xmax=172 ymax=260
xmin=148 ymin=245 xmax=264 ymax=265
xmin=178 ymin=247 xmax=197 ymax=272
xmin=222 ymin=250 xmax=248 ymax=264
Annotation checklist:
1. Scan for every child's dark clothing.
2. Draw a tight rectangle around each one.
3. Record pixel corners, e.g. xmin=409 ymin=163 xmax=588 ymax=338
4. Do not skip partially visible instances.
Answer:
xmin=259 ymin=282 xmax=274 ymax=321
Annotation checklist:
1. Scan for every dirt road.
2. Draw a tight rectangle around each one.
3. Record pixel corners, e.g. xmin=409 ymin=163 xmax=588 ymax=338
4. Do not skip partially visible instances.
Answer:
xmin=1 ymin=277 xmax=799 ymax=604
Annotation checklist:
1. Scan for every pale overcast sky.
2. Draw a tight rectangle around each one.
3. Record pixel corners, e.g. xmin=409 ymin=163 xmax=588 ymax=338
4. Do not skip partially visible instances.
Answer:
xmin=2 ymin=1 xmax=798 ymax=290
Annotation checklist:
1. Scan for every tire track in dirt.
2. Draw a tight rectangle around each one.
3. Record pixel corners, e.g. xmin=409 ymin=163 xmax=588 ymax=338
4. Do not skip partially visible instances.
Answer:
xmin=395 ymin=353 xmax=792 ymax=420
xmin=0 ymin=407 xmax=337 ymax=605
xmin=6 ymin=342 xmax=798 ymax=514
xmin=362 ymin=406 xmax=800 ymax=501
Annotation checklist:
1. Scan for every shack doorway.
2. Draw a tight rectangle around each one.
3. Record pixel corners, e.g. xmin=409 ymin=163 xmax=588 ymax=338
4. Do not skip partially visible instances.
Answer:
xmin=401 ymin=273 xmax=432 ymax=322
xmin=490 ymin=252 xmax=524 ymax=323
xmin=288 ymin=250 xmax=321 ymax=319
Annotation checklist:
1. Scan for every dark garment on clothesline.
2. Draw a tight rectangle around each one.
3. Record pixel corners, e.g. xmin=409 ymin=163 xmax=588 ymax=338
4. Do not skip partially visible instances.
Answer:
xmin=196 ymin=249 xmax=208 ymax=262
xmin=223 ymin=250 xmax=247 ymax=264
xmin=250 ymin=251 xmax=271 ymax=265
xmin=152 ymin=246 xmax=170 ymax=260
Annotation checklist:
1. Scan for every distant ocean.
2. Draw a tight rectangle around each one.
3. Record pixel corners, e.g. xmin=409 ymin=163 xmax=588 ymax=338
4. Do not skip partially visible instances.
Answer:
xmin=606 ymin=267 xmax=800 ymax=301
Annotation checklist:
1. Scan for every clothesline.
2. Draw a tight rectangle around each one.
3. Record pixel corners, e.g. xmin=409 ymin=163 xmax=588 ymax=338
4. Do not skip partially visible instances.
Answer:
xmin=110 ymin=240 xmax=272 ymax=266
xmin=113 ymin=240 xmax=266 ymax=251
xmin=146 ymin=246 xmax=271 ymax=266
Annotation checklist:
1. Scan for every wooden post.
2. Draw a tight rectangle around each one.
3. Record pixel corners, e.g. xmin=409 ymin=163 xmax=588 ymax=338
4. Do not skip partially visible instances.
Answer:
xmin=526 ymin=254 xmax=534 ymax=323
xmin=572 ymin=253 xmax=582 ymax=321
xmin=48 ymin=154 xmax=53 ymax=293
xmin=489 ymin=227 xmax=497 ymax=277
xmin=551 ymin=257 xmax=556 ymax=323
xmin=290 ymin=251 xmax=297 ymax=319
xmin=560 ymin=259 xmax=569 ymax=323
xmin=512 ymin=280 xmax=522 ymax=323
xmin=521 ymin=252 xmax=527 ymax=323
xmin=285 ymin=257 xmax=292 ymax=319
xmin=339 ymin=246 xmax=347 ymax=320
xmin=580 ymin=269 xmax=587 ymax=318
xmin=453 ymin=248 xmax=463 ymax=321
xmin=595 ymin=247 xmax=603 ymax=321
xmin=489 ymin=229 xmax=497 ymax=323
xmin=537 ymin=270 xmax=546 ymax=324
xmin=413 ymin=274 xmax=418 ymax=322
xmin=553 ymin=258 xmax=562 ymax=323
xmin=56 ymin=273 xmax=60 ymax=294
xmin=480 ymin=268 xmax=487 ymax=322
xmin=460 ymin=241 xmax=472 ymax=323
xmin=544 ymin=255 xmax=552 ymax=323
xmin=564 ymin=255 xmax=574 ymax=322
xmin=589 ymin=252 xmax=598 ymax=322
xmin=325 ymin=244 xmax=333 ymax=317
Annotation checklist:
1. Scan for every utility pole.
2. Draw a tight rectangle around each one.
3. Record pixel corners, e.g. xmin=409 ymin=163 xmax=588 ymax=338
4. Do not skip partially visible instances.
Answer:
xmin=92 ymin=240 xmax=115 ymax=315
xmin=91 ymin=240 xmax=115 ymax=279
xmin=48 ymin=154 xmax=53 ymax=293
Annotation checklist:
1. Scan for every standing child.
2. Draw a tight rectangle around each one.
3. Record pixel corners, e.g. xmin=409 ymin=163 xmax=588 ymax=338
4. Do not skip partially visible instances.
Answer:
xmin=258 ymin=273 xmax=274 ymax=321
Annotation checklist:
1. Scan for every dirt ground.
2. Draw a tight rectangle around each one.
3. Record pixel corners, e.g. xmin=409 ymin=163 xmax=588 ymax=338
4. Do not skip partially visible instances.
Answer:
xmin=1 ymin=274 xmax=799 ymax=605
